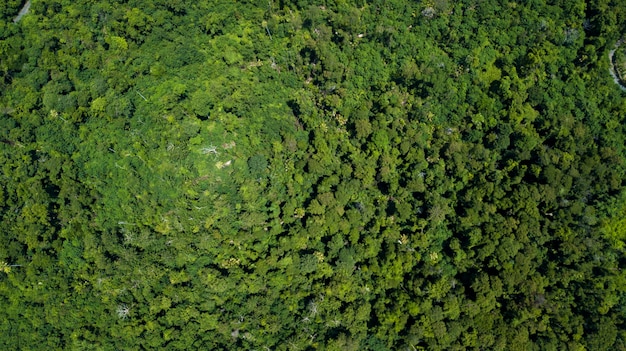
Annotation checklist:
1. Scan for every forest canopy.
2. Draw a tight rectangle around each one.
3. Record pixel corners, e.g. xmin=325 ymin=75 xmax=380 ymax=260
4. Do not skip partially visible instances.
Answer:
xmin=1 ymin=0 xmax=626 ymax=350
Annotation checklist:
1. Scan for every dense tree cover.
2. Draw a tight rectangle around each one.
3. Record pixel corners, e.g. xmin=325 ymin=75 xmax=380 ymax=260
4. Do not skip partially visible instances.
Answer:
xmin=1 ymin=0 xmax=626 ymax=349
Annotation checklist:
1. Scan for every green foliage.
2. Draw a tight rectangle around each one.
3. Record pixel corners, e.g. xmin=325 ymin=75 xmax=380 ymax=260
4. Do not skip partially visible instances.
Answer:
xmin=0 ymin=0 xmax=625 ymax=349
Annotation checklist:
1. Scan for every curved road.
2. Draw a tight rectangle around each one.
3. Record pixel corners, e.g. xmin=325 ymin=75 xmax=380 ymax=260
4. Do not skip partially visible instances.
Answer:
xmin=609 ymin=39 xmax=626 ymax=92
